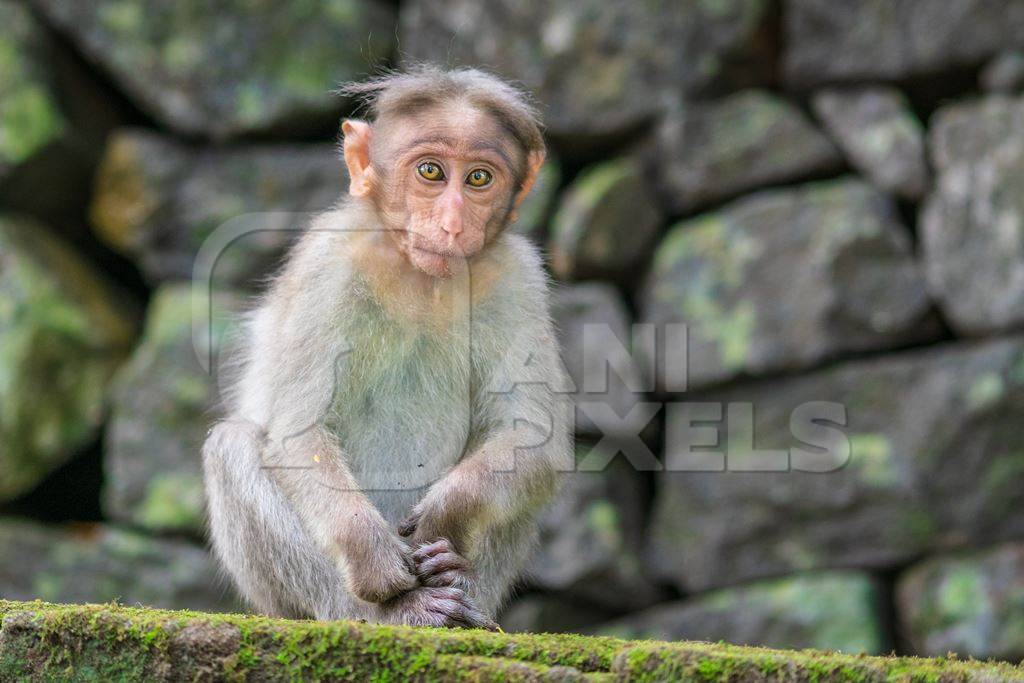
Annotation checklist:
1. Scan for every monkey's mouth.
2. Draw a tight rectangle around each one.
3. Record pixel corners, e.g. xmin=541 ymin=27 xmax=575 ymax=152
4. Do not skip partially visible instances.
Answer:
xmin=412 ymin=245 xmax=467 ymax=259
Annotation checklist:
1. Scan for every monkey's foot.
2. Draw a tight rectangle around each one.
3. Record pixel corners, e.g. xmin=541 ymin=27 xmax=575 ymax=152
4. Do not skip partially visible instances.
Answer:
xmin=412 ymin=538 xmax=474 ymax=591
xmin=380 ymin=586 xmax=498 ymax=631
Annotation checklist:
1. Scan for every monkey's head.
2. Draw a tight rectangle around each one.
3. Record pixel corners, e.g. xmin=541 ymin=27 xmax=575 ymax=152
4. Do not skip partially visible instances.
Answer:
xmin=340 ymin=67 xmax=546 ymax=279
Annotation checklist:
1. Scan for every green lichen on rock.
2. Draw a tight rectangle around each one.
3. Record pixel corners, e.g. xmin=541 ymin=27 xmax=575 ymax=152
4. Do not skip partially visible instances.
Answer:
xmin=0 ymin=215 xmax=135 ymax=501
xmin=647 ymin=335 xmax=1024 ymax=593
xmin=1 ymin=601 xmax=1022 ymax=682
xmin=921 ymin=94 xmax=1024 ymax=335
xmin=30 ymin=0 xmax=395 ymax=139
xmin=652 ymin=90 xmax=842 ymax=213
xmin=812 ymin=86 xmax=929 ymax=200
xmin=784 ymin=0 xmax=1024 ymax=87
xmin=0 ymin=601 xmax=621 ymax=681
xmin=90 ymin=129 xmax=344 ymax=287
xmin=898 ymin=542 xmax=1024 ymax=662
xmin=0 ymin=519 xmax=235 ymax=613
xmin=612 ymin=641 xmax=1024 ymax=682
xmin=400 ymin=0 xmax=771 ymax=139
xmin=0 ymin=0 xmax=65 ymax=178
xmin=104 ymin=284 xmax=240 ymax=534
xmin=549 ymin=157 xmax=663 ymax=281
xmin=641 ymin=177 xmax=938 ymax=389
xmin=598 ymin=571 xmax=886 ymax=656
xmin=531 ymin=444 xmax=662 ymax=612
xmin=848 ymin=433 xmax=897 ymax=488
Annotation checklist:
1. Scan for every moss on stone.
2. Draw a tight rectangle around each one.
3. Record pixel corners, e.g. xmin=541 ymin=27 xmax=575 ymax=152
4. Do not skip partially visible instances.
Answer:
xmin=0 ymin=2 xmax=65 ymax=171
xmin=613 ymin=641 xmax=1024 ymax=682
xmin=2 ymin=601 xmax=1022 ymax=682
xmin=0 ymin=217 xmax=135 ymax=501
xmin=966 ymin=372 xmax=1005 ymax=411
xmin=848 ymin=433 xmax=897 ymax=488
xmin=134 ymin=472 xmax=205 ymax=532
xmin=34 ymin=0 xmax=395 ymax=139
xmin=548 ymin=156 xmax=662 ymax=279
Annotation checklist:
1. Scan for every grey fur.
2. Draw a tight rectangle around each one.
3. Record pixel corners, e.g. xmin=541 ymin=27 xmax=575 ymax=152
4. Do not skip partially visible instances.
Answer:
xmin=202 ymin=203 xmax=571 ymax=626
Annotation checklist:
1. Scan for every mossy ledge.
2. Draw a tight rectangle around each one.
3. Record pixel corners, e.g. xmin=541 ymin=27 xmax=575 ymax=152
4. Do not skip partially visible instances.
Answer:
xmin=1 ymin=601 xmax=1022 ymax=682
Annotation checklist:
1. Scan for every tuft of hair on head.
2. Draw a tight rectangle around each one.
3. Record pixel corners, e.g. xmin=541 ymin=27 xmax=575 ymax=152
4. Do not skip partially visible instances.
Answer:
xmin=339 ymin=64 xmax=546 ymax=156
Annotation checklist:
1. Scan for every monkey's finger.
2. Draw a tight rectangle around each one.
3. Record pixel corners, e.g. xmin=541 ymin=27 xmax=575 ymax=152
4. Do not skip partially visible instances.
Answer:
xmin=416 ymin=558 xmax=471 ymax=586
xmin=421 ymin=570 xmax=472 ymax=591
xmin=478 ymin=617 xmax=501 ymax=632
xmin=398 ymin=512 xmax=421 ymax=537
xmin=451 ymin=606 xmax=499 ymax=632
xmin=412 ymin=538 xmax=453 ymax=561
xmin=428 ymin=598 xmax=494 ymax=631
xmin=419 ymin=586 xmax=464 ymax=601
xmin=436 ymin=588 xmax=498 ymax=632
xmin=423 ymin=587 xmax=481 ymax=615
xmin=415 ymin=550 xmax=470 ymax=577
xmin=424 ymin=597 xmax=470 ymax=625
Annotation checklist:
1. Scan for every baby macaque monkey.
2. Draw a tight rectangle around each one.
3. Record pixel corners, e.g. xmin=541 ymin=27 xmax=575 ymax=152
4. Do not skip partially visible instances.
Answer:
xmin=202 ymin=67 xmax=571 ymax=628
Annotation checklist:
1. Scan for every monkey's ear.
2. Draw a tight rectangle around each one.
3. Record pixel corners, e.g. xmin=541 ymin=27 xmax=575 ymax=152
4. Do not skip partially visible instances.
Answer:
xmin=513 ymin=150 xmax=546 ymax=209
xmin=342 ymin=119 xmax=375 ymax=198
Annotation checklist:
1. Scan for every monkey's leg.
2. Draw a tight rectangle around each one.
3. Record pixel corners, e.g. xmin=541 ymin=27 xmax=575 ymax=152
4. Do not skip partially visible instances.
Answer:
xmin=202 ymin=419 xmax=366 ymax=620
xmin=203 ymin=420 xmax=488 ymax=628
xmin=469 ymin=525 xmax=539 ymax=618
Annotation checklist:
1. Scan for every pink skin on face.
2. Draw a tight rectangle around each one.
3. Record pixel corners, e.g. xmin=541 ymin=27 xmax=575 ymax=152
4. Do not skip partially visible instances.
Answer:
xmin=343 ymin=107 xmax=529 ymax=279
xmin=398 ymin=149 xmax=504 ymax=278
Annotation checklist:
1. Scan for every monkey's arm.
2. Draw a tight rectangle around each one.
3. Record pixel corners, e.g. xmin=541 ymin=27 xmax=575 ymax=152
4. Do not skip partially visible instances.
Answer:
xmin=230 ymin=227 xmax=418 ymax=605
xmin=399 ymin=425 xmax=565 ymax=551
xmin=263 ymin=425 xmax=419 ymax=604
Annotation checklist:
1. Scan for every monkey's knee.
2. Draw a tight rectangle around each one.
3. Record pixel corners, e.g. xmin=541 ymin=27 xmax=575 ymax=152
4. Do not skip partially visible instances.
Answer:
xmin=203 ymin=420 xmax=287 ymax=611
xmin=202 ymin=419 xmax=268 ymax=491
xmin=203 ymin=419 xmax=265 ymax=461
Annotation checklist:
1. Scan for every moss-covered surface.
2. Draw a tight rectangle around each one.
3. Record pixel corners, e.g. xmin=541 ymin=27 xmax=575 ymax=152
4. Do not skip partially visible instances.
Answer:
xmin=0 ymin=1 xmax=65 ymax=174
xmin=1 ymin=601 xmax=1022 ymax=682
xmin=0 ymin=216 xmax=136 ymax=501
xmin=31 ymin=0 xmax=394 ymax=139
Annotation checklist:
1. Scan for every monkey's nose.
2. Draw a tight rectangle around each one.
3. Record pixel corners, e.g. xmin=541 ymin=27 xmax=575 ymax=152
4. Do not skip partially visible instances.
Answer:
xmin=442 ymin=218 xmax=463 ymax=238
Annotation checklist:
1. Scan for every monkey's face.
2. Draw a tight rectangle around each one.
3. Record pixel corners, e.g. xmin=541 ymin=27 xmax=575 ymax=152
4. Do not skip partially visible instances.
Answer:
xmin=384 ymin=110 xmax=523 ymax=279
xmin=345 ymin=107 xmax=527 ymax=279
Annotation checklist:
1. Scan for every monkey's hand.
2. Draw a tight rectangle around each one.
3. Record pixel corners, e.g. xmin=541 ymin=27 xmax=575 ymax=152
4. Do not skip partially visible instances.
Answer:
xmin=411 ymin=538 xmax=475 ymax=592
xmin=398 ymin=484 xmax=485 ymax=555
xmin=378 ymin=586 xmax=498 ymax=630
xmin=343 ymin=524 xmax=419 ymax=604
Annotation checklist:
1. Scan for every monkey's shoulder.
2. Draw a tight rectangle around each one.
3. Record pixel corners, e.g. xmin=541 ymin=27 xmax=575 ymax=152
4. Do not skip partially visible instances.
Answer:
xmin=482 ymin=232 xmax=552 ymax=310
xmin=493 ymin=232 xmax=548 ymax=287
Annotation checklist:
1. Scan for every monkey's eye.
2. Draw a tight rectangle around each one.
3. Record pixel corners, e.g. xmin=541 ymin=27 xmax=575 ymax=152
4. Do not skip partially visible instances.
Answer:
xmin=417 ymin=161 xmax=444 ymax=181
xmin=466 ymin=168 xmax=493 ymax=188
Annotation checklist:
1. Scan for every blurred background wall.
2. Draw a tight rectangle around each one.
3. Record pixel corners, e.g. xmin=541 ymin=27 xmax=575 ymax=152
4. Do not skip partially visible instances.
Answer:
xmin=2 ymin=0 xmax=1024 ymax=663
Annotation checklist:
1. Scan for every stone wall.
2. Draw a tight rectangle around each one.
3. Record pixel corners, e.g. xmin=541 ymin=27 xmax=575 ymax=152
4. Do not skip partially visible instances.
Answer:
xmin=2 ymin=0 xmax=1024 ymax=664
